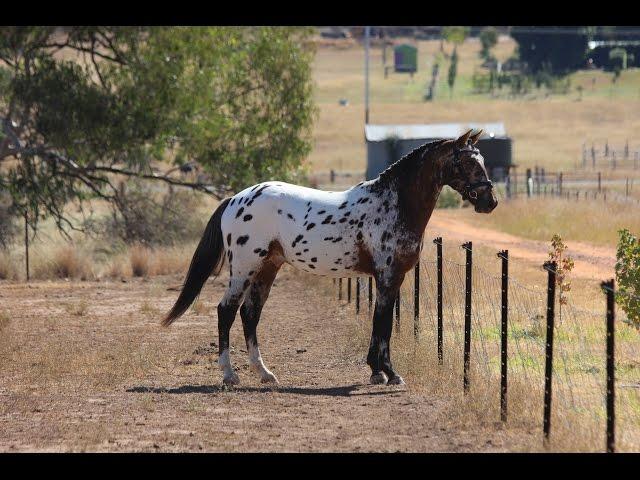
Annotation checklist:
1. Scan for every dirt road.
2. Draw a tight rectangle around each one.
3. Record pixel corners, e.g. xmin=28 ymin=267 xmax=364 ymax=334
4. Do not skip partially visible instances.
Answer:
xmin=0 ymin=269 xmax=532 ymax=452
xmin=426 ymin=211 xmax=616 ymax=280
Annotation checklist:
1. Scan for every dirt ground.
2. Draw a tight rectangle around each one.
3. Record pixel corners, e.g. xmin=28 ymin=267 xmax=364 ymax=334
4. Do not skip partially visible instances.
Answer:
xmin=0 ymin=264 xmax=537 ymax=452
xmin=427 ymin=211 xmax=615 ymax=281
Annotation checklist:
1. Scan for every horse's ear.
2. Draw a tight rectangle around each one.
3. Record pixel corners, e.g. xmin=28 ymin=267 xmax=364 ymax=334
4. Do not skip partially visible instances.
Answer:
xmin=455 ymin=129 xmax=473 ymax=148
xmin=470 ymin=129 xmax=483 ymax=145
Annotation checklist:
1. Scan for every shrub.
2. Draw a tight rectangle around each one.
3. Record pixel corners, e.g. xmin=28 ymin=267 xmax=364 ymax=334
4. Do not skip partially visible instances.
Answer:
xmin=104 ymin=181 xmax=207 ymax=247
xmin=0 ymin=197 xmax=18 ymax=249
xmin=615 ymin=229 xmax=640 ymax=330
xmin=436 ymin=186 xmax=462 ymax=209
xmin=33 ymin=246 xmax=94 ymax=280
xmin=129 ymin=244 xmax=151 ymax=278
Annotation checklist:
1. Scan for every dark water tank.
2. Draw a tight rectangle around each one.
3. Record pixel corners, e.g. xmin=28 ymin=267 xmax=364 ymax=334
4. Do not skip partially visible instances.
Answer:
xmin=476 ymin=137 xmax=512 ymax=181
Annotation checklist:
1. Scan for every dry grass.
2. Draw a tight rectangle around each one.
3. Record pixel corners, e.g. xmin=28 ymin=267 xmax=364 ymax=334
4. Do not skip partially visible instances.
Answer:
xmin=129 ymin=244 xmax=151 ymax=278
xmin=32 ymin=245 xmax=94 ymax=281
xmin=308 ymin=37 xmax=640 ymax=173
xmin=444 ymin=197 xmax=640 ymax=247
xmin=0 ymin=252 xmax=19 ymax=280
xmin=0 ymin=311 xmax=10 ymax=331
xmin=64 ymin=300 xmax=88 ymax=317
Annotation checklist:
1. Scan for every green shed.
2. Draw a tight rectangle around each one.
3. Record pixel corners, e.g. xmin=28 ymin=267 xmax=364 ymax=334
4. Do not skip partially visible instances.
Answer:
xmin=394 ymin=44 xmax=417 ymax=73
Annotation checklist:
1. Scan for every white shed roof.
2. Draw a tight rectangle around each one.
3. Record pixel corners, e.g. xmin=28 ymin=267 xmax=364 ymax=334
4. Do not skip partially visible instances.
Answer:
xmin=365 ymin=123 xmax=507 ymax=142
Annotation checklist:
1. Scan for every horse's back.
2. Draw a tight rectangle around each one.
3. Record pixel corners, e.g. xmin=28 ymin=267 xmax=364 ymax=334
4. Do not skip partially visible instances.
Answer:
xmin=221 ymin=181 xmax=366 ymax=276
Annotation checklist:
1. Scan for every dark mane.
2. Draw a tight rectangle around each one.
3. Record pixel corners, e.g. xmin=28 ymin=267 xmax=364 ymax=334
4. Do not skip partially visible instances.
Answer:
xmin=375 ymin=138 xmax=449 ymax=186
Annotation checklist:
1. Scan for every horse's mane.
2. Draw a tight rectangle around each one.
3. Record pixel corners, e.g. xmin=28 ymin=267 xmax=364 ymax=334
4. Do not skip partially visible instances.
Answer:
xmin=375 ymin=138 xmax=449 ymax=185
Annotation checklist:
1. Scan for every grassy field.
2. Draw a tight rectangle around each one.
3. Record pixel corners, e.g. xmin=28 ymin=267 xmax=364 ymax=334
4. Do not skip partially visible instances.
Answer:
xmin=308 ymin=36 xmax=640 ymax=173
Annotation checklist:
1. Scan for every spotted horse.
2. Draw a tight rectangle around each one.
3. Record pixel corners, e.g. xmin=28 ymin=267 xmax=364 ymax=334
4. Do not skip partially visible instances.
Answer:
xmin=162 ymin=129 xmax=497 ymax=386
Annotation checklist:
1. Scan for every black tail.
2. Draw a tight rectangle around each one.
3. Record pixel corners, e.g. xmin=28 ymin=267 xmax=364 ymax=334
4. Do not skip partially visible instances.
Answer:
xmin=161 ymin=197 xmax=231 ymax=327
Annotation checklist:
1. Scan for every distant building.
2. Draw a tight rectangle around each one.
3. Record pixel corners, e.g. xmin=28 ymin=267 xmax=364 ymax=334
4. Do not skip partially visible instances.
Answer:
xmin=365 ymin=123 xmax=512 ymax=182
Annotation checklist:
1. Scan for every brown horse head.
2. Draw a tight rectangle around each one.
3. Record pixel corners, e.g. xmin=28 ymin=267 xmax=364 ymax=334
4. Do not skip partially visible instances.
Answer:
xmin=444 ymin=129 xmax=498 ymax=213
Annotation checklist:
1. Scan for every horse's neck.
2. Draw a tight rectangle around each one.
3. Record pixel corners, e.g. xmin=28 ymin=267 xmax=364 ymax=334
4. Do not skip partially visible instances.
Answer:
xmin=393 ymin=149 xmax=447 ymax=236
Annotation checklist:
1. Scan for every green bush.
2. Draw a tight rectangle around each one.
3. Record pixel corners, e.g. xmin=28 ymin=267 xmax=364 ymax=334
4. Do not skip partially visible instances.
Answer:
xmin=436 ymin=186 xmax=461 ymax=209
xmin=615 ymin=229 xmax=640 ymax=330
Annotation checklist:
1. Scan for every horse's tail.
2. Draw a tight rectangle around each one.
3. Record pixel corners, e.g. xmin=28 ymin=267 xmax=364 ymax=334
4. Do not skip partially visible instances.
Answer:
xmin=161 ymin=197 xmax=231 ymax=327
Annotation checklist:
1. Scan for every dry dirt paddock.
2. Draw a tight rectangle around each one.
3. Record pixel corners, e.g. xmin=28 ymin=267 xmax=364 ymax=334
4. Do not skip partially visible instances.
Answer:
xmin=0 ymin=265 xmax=537 ymax=452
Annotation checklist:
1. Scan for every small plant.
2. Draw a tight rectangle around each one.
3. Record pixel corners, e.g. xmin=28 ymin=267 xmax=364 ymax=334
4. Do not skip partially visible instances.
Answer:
xmin=0 ymin=311 xmax=10 ymax=331
xmin=615 ymin=229 xmax=640 ymax=330
xmin=548 ymin=234 xmax=575 ymax=324
xmin=65 ymin=301 xmax=88 ymax=317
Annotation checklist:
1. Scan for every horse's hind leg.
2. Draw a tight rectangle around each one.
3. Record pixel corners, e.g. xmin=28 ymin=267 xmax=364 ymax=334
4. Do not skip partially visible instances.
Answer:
xmin=240 ymin=260 xmax=282 ymax=384
xmin=218 ymin=277 xmax=250 ymax=385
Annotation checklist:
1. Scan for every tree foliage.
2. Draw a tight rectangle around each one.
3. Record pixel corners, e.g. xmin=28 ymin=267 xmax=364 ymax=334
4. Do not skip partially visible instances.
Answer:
xmin=511 ymin=26 xmax=589 ymax=75
xmin=0 ymin=27 xmax=317 ymax=235
xmin=616 ymin=228 xmax=640 ymax=330
xmin=479 ymin=27 xmax=498 ymax=60
xmin=442 ymin=26 xmax=470 ymax=47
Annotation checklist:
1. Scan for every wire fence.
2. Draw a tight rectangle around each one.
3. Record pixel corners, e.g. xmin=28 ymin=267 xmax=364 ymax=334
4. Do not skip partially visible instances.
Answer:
xmin=336 ymin=238 xmax=640 ymax=452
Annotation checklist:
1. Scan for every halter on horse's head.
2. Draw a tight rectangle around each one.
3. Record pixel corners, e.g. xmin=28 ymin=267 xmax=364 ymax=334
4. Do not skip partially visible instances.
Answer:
xmin=444 ymin=129 xmax=498 ymax=213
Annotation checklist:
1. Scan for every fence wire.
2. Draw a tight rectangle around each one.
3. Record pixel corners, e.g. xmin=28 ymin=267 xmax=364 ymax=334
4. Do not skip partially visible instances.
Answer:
xmin=342 ymin=240 xmax=640 ymax=452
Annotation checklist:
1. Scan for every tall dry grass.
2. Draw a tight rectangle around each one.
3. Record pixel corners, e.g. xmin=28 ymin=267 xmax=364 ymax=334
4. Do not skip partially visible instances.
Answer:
xmin=31 ymin=245 xmax=94 ymax=281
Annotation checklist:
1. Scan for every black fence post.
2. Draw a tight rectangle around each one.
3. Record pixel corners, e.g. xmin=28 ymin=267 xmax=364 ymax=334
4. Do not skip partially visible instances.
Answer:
xmin=601 ymin=279 xmax=616 ymax=453
xmin=338 ymin=278 xmax=343 ymax=301
xmin=24 ymin=211 xmax=30 ymax=282
xmin=434 ymin=237 xmax=443 ymax=365
xmin=414 ymin=262 xmax=420 ymax=339
xmin=498 ymin=250 xmax=509 ymax=422
xmin=355 ymin=277 xmax=360 ymax=314
xmin=462 ymin=241 xmax=473 ymax=394
xmin=368 ymin=277 xmax=373 ymax=310
xmin=347 ymin=277 xmax=352 ymax=303
xmin=543 ymin=260 xmax=557 ymax=445
xmin=395 ymin=291 xmax=400 ymax=328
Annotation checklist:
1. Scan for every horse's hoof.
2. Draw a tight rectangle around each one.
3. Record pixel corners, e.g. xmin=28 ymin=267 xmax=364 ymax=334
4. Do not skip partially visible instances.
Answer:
xmin=370 ymin=372 xmax=388 ymax=385
xmin=223 ymin=373 xmax=240 ymax=386
xmin=387 ymin=375 xmax=405 ymax=386
xmin=260 ymin=372 xmax=279 ymax=384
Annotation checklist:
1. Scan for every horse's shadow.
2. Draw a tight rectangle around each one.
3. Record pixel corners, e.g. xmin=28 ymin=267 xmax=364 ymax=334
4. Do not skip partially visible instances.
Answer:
xmin=126 ymin=383 xmax=402 ymax=397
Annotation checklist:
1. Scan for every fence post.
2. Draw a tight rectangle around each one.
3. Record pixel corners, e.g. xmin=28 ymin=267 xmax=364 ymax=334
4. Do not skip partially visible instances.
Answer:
xmin=462 ymin=241 xmax=473 ymax=394
xmin=601 ymin=279 xmax=616 ymax=453
xmin=558 ymin=172 xmax=563 ymax=196
xmin=24 ymin=211 xmax=30 ymax=282
xmin=498 ymin=249 xmax=509 ymax=422
xmin=347 ymin=277 xmax=352 ymax=303
xmin=598 ymin=172 xmax=602 ymax=192
xmin=368 ymin=276 xmax=373 ymax=311
xmin=355 ymin=277 xmax=360 ymax=314
xmin=543 ymin=260 xmax=557 ymax=446
xmin=395 ymin=291 xmax=400 ymax=328
xmin=434 ymin=237 xmax=443 ymax=365
xmin=338 ymin=278 xmax=343 ymax=301
xmin=414 ymin=262 xmax=419 ymax=339
xmin=626 ymin=178 xmax=629 ymax=198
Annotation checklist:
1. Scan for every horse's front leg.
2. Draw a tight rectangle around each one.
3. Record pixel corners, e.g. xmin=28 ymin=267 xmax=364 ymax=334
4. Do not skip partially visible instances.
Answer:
xmin=367 ymin=276 xmax=405 ymax=386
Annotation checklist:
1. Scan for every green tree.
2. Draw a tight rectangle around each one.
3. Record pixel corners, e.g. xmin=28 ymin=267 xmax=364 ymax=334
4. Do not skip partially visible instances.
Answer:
xmin=511 ymin=26 xmax=589 ymax=75
xmin=442 ymin=26 xmax=470 ymax=49
xmin=616 ymin=229 xmax=640 ymax=330
xmin=479 ymin=27 xmax=498 ymax=60
xmin=0 ymin=27 xmax=317 ymax=235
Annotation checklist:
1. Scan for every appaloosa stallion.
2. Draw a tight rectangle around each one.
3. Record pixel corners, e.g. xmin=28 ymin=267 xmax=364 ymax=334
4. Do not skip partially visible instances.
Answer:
xmin=163 ymin=129 xmax=497 ymax=386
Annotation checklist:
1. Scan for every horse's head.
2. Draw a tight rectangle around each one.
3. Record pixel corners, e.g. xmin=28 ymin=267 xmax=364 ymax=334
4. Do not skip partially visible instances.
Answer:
xmin=444 ymin=129 xmax=498 ymax=214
